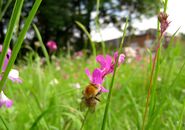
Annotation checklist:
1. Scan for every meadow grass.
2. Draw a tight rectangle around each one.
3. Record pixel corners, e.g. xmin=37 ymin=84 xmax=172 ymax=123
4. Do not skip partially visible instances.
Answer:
xmin=1 ymin=0 xmax=185 ymax=130
xmin=0 ymin=40 xmax=184 ymax=130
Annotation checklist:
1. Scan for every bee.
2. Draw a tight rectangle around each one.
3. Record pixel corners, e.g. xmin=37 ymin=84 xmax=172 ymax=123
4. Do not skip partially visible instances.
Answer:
xmin=80 ymin=83 xmax=101 ymax=111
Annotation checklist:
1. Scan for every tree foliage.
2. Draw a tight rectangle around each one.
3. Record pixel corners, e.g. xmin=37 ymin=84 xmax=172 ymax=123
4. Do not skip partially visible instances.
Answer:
xmin=0 ymin=0 xmax=161 ymax=52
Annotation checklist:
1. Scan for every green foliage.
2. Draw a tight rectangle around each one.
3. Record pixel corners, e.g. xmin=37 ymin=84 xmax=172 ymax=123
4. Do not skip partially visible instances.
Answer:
xmin=0 ymin=41 xmax=185 ymax=129
xmin=0 ymin=0 xmax=162 ymax=52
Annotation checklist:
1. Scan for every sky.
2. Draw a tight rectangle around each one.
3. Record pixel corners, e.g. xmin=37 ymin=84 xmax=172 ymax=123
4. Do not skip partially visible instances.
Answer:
xmin=91 ymin=0 xmax=185 ymax=42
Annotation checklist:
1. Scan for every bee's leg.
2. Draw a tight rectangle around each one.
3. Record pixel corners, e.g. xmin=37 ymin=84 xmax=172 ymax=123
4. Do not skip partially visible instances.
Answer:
xmin=95 ymin=97 xmax=100 ymax=102
xmin=96 ymin=91 xmax=101 ymax=96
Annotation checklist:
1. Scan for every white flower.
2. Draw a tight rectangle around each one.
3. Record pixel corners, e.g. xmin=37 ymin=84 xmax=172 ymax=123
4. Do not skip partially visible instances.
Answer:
xmin=8 ymin=69 xmax=22 ymax=83
xmin=49 ymin=78 xmax=59 ymax=86
xmin=0 ymin=91 xmax=13 ymax=108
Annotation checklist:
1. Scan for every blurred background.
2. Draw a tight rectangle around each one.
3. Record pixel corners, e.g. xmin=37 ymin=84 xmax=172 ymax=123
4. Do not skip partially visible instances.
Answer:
xmin=1 ymin=0 xmax=184 ymax=58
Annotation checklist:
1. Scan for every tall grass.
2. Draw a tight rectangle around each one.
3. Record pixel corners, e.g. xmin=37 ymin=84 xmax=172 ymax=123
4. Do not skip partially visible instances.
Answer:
xmin=0 ymin=0 xmax=42 ymax=91
xmin=0 ymin=0 xmax=185 ymax=130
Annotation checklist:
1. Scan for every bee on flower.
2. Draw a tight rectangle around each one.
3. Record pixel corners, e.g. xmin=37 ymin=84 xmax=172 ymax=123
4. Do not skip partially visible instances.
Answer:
xmin=81 ymin=52 xmax=125 ymax=111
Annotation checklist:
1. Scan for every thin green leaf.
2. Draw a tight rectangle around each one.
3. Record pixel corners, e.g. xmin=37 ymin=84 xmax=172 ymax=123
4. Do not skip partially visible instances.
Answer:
xmin=33 ymin=24 xmax=50 ymax=65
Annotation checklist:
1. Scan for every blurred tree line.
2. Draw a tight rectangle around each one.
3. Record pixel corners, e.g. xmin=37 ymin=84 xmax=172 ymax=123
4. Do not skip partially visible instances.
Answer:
xmin=0 ymin=0 xmax=161 ymax=54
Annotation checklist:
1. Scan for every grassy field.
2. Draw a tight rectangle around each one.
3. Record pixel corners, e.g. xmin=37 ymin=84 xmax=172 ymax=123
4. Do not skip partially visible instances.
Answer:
xmin=0 ymin=40 xmax=185 ymax=130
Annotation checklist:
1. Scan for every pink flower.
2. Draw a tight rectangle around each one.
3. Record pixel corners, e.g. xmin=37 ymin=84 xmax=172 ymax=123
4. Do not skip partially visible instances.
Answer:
xmin=96 ymin=52 xmax=125 ymax=78
xmin=0 ymin=45 xmax=22 ymax=83
xmin=47 ymin=40 xmax=57 ymax=52
xmin=114 ymin=51 xmax=125 ymax=65
xmin=0 ymin=91 xmax=13 ymax=108
xmin=85 ymin=68 xmax=108 ymax=92
xmin=96 ymin=54 xmax=112 ymax=76
xmin=0 ymin=45 xmax=11 ymax=71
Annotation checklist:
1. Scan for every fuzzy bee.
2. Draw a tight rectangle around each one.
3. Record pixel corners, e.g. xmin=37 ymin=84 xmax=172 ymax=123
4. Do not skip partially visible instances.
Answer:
xmin=80 ymin=83 xmax=101 ymax=111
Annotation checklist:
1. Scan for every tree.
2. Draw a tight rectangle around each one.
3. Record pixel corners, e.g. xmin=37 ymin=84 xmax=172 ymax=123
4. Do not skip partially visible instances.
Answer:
xmin=0 ymin=0 xmax=162 ymax=53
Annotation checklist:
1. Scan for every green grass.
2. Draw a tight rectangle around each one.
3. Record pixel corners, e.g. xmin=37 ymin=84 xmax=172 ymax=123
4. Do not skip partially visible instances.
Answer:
xmin=0 ymin=41 xmax=185 ymax=130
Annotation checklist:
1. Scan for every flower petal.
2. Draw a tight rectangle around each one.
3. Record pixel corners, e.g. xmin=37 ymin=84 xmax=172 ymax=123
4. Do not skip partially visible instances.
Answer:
xmin=118 ymin=54 xmax=125 ymax=65
xmin=0 ymin=91 xmax=13 ymax=108
xmin=8 ymin=69 xmax=22 ymax=83
xmin=96 ymin=55 xmax=106 ymax=69
xmin=114 ymin=52 xmax=125 ymax=65
xmin=85 ymin=68 xmax=92 ymax=81
xmin=105 ymin=55 xmax=112 ymax=68
xmin=92 ymin=68 xmax=103 ymax=84
xmin=100 ymin=85 xmax=109 ymax=93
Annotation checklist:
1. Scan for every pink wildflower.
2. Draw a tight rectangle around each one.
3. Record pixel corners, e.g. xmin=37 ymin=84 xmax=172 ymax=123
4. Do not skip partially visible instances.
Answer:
xmin=0 ymin=45 xmax=22 ymax=83
xmin=0 ymin=45 xmax=11 ymax=71
xmin=46 ymin=40 xmax=57 ymax=52
xmin=0 ymin=91 xmax=13 ymax=108
xmin=96 ymin=51 xmax=125 ymax=78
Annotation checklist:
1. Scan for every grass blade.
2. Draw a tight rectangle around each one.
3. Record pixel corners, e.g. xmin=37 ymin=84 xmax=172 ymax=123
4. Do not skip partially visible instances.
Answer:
xmin=33 ymin=24 xmax=50 ymax=65
xmin=0 ymin=0 xmax=42 ymax=91
xmin=75 ymin=21 xmax=96 ymax=59
xmin=0 ymin=0 xmax=24 ymax=72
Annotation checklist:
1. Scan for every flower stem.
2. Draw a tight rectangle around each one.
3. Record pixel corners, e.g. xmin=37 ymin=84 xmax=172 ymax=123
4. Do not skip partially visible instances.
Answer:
xmin=101 ymin=19 xmax=128 ymax=130
xmin=80 ymin=108 xmax=90 ymax=130
xmin=141 ymin=33 xmax=162 ymax=130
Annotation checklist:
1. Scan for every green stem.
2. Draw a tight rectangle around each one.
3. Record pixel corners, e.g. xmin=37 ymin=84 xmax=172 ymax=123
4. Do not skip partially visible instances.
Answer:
xmin=178 ymin=100 xmax=185 ymax=130
xmin=33 ymin=24 xmax=50 ymax=65
xmin=141 ymin=33 xmax=162 ymax=130
xmin=101 ymin=19 xmax=128 ymax=130
xmin=80 ymin=108 xmax=90 ymax=130
xmin=0 ymin=115 xmax=9 ymax=130
xmin=0 ymin=0 xmax=12 ymax=21
xmin=95 ymin=0 xmax=106 ymax=55
xmin=164 ymin=0 xmax=168 ymax=13
xmin=75 ymin=21 xmax=96 ymax=62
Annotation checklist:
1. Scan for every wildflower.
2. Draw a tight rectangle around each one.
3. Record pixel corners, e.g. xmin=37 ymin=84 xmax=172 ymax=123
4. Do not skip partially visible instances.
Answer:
xmin=8 ymin=69 xmax=22 ymax=83
xmin=0 ymin=45 xmax=11 ymax=71
xmin=46 ymin=40 xmax=57 ymax=52
xmin=73 ymin=51 xmax=84 ymax=59
xmin=96 ymin=51 xmax=125 ymax=77
xmin=158 ymin=12 xmax=170 ymax=34
xmin=124 ymin=47 xmax=136 ymax=63
xmin=0 ymin=91 xmax=13 ymax=108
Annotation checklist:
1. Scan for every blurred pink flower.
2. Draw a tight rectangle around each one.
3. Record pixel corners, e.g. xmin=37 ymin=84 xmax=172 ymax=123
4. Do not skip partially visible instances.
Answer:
xmin=46 ymin=40 xmax=57 ymax=52
xmin=0 ymin=45 xmax=22 ymax=83
xmin=74 ymin=51 xmax=83 ymax=58
xmin=0 ymin=45 xmax=11 ymax=71
xmin=0 ymin=91 xmax=13 ymax=108
xmin=85 ymin=68 xmax=108 ymax=92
